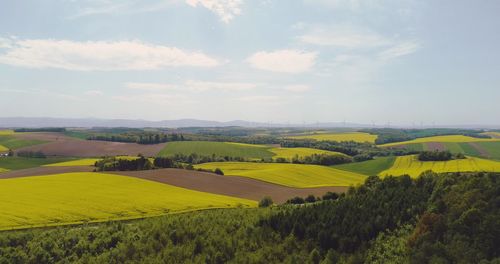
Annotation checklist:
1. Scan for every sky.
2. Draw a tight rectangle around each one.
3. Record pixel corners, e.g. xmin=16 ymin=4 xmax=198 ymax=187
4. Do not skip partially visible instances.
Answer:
xmin=0 ymin=0 xmax=499 ymax=126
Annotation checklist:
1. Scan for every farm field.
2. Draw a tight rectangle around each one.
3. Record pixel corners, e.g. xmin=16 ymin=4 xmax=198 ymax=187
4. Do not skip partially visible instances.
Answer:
xmin=333 ymin=156 xmax=396 ymax=176
xmin=195 ymin=162 xmax=366 ymax=188
xmin=269 ymin=147 xmax=347 ymax=159
xmin=0 ymin=135 xmax=46 ymax=150
xmin=0 ymin=167 xmax=8 ymax=173
xmin=44 ymin=158 xmax=101 ymax=167
xmin=287 ymin=132 xmax=377 ymax=143
xmin=379 ymin=155 xmax=500 ymax=178
xmin=16 ymin=133 xmax=166 ymax=157
xmin=0 ymin=172 xmax=256 ymax=230
xmin=111 ymin=168 xmax=348 ymax=204
xmin=0 ymin=157 xmax=74 ymax=171
xmin=392 ymin=141 xmax=500 ymax=160
xmin=158 ymin=141 xmax=274 ymax=159
xmin=379 ymin=135 xmax=500 ymax=147
xmin=482 ymin=131 xmax=500 ymax=138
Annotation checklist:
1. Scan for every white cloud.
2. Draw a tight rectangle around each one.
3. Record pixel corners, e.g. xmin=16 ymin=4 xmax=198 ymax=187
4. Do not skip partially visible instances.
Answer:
xmin=126 ymin=82 xmax=177 ymax=91
xmin=378 ymin=40 xmax=420 ymax=59
xmin=113 ymin=93 xmax=188 ymax=103
xmin=184 ymin=80 xmax=256 ymax=91
xmin=84 ymin=90 xmax=103 ymax=96
xmin=126 ymin=80 xmax=257 ymax=92
xmin=185 ymin=0 xmax=243 ymax=23
xmin=283 ymin=85 xmax=311 ymax=93
xmin=67 ymin=0 xmax=176 ymax=19
xmin=298 ymin=25 xmax=391 ymax=48
xmin=0 ymin=38 xmax=220 ymax=71
xmin=247 ymin=49 xmax=317 ymax=73
xmin=236 ymin=95 xmax=280 ymax=102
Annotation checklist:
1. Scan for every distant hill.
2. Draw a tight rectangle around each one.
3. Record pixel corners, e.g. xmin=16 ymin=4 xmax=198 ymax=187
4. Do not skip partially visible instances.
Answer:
xmin=0 ymin=117 xmax=498 ymax=129
xmin=0 ymin=117 xmax=371 ymax=128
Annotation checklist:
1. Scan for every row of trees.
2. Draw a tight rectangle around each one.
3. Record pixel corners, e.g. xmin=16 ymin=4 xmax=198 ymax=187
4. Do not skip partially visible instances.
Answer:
xmin=418 ymin=150 xmax=465 ymax=161
xmin=274 ymin=153 xmax=353 ymax=166
xmin=14 ymin=127 xmax=66 ymax=132
xmin=87 ymin=133 xmax=185 ymax=144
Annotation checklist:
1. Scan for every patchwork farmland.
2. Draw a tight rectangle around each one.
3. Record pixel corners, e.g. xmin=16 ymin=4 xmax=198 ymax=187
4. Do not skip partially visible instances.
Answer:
xmin=379 ymin=155 xmax=500 ymax=177
xmin=0 ymin=127 xmax=499 ymax=263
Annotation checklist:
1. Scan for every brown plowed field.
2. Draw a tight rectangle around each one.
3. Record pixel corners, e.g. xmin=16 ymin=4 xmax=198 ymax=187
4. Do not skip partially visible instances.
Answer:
xmin=110 ymin=169 xmax=348 ymax=204
xmin=0 ymin=166 xmax=94 ymax=179
xmin=15 ymin=132 xmax=166 ymax=157
xmin=426 ymin=142 xmax=445 ymax=151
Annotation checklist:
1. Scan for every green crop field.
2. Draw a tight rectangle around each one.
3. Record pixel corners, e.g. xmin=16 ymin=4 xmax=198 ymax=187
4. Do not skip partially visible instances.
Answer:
xmin=44 ymin=158 xmax=101 ymax=167
xmin=379 ymin=135 xmax=500 ymax=147
xmin=0 ymin=167 xmax=8 ymax=173
xmin=379 ymin=155 xmax=500 ymax=178
xmin=288 ymin=132 xmax=377 ymax=143
xmin=0 ymin=157 xmax=75 ymax=171
xmin=0 ymin=135 xmax=46 ymax=150
xmin=473 ymin=141 xmax=500 ymax=160
xmin=333 ymin=156 xmax=396 ymax=176
xmin=0 ymin=172 xmax=256 ymax=230
xmin=158 ymin=141 xmax=274 ymax=159
xmin=195 ymin=162 xmax=366 ymax=188
xmin=269 ymin=147 xmax=347 ymax=159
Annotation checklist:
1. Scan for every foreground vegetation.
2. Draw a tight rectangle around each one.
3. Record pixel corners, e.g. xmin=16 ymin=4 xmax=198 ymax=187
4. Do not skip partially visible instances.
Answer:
xmin=0 ymin=172 xmax=256 ymax=230
xmin=0 ymin=172 xmax=498 ymax=263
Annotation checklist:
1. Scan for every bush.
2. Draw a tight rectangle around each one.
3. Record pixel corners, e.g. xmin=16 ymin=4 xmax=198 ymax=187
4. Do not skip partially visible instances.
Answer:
xmin=258 ymin=196 xmax=273 ymax=208
xmin=305 ymin=195 xmax=316 ymax=203
xmin=287 ymin=197 xmax=305 ymax=205
xmin=214 ymin=168 xmax=224 ymax=175
xmin=322 ymin=192 xmax=339 ymax=201
xmin=418 ymin=150 xmax=452 ymax=161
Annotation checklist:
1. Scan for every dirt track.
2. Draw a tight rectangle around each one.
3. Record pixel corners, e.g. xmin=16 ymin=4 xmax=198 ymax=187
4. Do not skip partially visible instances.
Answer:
xmin=109 ymin=169 xmax=348 ymax=204
xmin=0 ymin=166 xmax=94 ymax=179
xmin=16 ymin=132 xmax=166 ymax=157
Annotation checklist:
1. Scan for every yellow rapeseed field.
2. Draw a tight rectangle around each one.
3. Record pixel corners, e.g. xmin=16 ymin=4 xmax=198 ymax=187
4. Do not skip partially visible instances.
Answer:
xmin=0 ymin=145 xmax=7 ymax=152
xmin=44 ymin=158 xmax=101 ymax=166
xmin=0 ymin=130 xmax=15 ymax=135
xmin=379 ymin=155 xmax=500 ymax=178
xmin=379 ymin=135 xmax=500 ymax=147
xmin=0 ymin=167 xmax=8 ymax=173
xmin=288 ymin=132 xmax=377 ymax=143
xmin=269 ymin=147 xmax=347 ymax=160
xmin=195 ymin=162 xmax=366 ymax=188
xmin=0 ymin=172 xmax=256 ymax=230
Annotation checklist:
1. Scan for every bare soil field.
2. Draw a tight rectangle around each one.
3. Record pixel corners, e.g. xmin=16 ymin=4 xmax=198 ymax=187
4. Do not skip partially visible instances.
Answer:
xmin=0 ymin=166 xmax=94 ymax=179
xmin=426 ymin=142 xmax=445 ymax=151
xmin=110 ymin=169 xmax=348 ymax=204
xmin=15 ymin=133 xmax=166 ymax=157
